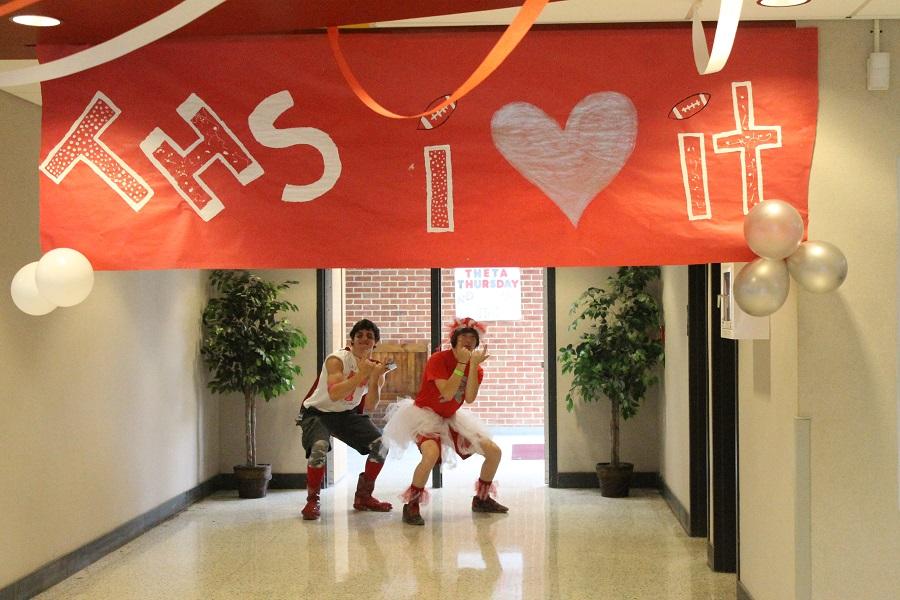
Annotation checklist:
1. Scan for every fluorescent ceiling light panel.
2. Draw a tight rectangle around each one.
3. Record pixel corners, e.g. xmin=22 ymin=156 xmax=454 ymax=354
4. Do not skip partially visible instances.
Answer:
xmin=757 ymin=0 xmax=811 ymax=7
xmin=10 ymin=14 xmax=61 ymax=27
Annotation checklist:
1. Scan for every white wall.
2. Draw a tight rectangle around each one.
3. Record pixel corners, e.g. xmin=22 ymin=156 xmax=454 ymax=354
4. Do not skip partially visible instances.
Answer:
xmin=739 ymin=286 xmax=800 ymax=600
xmin=660 ymin=266 xmax=691 ymax=510
xmin=803 ymin=19 xmax=900 ymax=600
xmin=555 ymin=267 xmax=661 ymax=473
xmin=739 ymin=19 xmax=900 ymax=600
xmin=217 ymin=269 xmax=319 ymax=474
xmin=0 ymin=93 xmax=217 ymax=588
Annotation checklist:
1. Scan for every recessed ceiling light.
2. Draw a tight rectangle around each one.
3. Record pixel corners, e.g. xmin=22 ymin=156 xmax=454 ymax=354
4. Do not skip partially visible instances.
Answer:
xmin=757 ymin=0 xmax=811 ymax=6
xmin=10 ymin=14 xmax=62 ymax=27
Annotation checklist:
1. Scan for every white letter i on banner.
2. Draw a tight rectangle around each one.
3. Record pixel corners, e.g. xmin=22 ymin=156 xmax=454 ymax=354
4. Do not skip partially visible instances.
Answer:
xmin=425 ymin=144 xmax=454 ymax=232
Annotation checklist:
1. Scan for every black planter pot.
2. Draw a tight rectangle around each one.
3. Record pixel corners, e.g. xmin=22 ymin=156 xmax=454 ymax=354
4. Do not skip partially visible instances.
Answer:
xmin=595 ymin=462 xmax=634 ymax=498
xmin=234 ymin=464 xmax=272 ymax=499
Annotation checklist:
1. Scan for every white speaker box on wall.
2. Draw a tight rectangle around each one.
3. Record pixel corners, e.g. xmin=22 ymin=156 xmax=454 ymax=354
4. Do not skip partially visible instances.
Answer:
xmin=867 ymin=52 xmax=890 ymax=91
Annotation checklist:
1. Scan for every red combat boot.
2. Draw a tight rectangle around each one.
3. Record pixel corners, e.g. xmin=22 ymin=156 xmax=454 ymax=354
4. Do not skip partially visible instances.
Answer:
xmin=353 ymin=473 xmax=393 ymax=512
xmin=301 ymin=465 xmax=325 ymax=520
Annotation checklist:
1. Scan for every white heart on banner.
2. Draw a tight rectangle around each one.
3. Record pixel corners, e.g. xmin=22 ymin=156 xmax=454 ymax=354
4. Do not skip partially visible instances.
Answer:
xmin=491 ymin=92 xmax=637 ymax=227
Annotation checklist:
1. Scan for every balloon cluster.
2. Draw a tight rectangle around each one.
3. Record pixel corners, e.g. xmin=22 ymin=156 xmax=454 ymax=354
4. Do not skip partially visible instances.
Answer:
xmin=9 ymin=248 xmax=95 ymax=316
xmin=734 ymin=200 xmax=848 ymax=317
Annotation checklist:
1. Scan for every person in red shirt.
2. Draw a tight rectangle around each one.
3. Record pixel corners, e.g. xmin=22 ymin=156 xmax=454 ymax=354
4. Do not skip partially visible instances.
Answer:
xmin=383 ymin=317 xmax=509 ymax=526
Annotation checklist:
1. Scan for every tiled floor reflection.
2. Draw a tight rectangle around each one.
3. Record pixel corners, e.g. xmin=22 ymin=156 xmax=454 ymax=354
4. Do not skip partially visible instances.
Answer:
xmin=37 ymin=431 xmax=736 ymax=599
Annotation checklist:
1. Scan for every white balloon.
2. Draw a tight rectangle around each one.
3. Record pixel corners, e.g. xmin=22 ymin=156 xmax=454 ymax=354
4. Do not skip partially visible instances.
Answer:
xmin=733 ymin=258 xmax=790 ymax=317
xmin=10 ymin=262 xmax=57 ymax=315
xmin=743 ymin=200 xmax=805 ymax=260
xmin=787 ymin=240 xmax=848 ymax=293
xmin=35 ymin=248 xmax=95 ymax=307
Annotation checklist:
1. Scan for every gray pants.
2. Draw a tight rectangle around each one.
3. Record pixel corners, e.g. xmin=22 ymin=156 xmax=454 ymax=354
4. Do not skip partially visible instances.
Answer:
xmin=299 ymin=407 xmax=383 ymax=459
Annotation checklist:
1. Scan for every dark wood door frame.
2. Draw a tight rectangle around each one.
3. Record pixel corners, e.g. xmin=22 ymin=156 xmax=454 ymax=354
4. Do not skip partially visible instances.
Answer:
xmin=707 ymin=263 xmax=739 ymax=574
xmin=546 ymin=268 xmax=559 ymax=487
xmin=317 ymin=269 xmax=333 ymax=488
xmin=430 ymin=268 xmax=444 ymax=488
xmin=687 ymin=265 xmax=709 ymax=537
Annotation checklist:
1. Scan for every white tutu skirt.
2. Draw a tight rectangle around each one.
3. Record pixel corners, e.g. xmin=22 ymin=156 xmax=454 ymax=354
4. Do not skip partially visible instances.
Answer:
xmin=382 ymin=398 xmax=492 ymax=469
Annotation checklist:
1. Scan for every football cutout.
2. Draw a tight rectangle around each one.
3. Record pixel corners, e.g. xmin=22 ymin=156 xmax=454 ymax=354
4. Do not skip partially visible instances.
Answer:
xmin=417 ymin=95 xmax=457 ymax=130
xmin=668 ymin=93 xmax=711 ymax=120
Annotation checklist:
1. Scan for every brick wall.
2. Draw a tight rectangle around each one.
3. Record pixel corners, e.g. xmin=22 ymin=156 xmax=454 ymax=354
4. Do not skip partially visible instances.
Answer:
xmin=345 ymin=269 xmax=432 ymax=426
xmin=345 ymin=268 xmax=545 ymax=427
xmin=345 ymin=269 xmax=432 ymax=344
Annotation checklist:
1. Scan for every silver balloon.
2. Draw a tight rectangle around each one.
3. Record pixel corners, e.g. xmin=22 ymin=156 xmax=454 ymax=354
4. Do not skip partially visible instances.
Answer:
xmin=786 ymin=240 xmax=848 ymax=293
xmin=35 ymin=247 xmax=94 ymax=307
xmin=733 ymin=258 xmax=790 ymax=317
xmin=10 ymin=261 xmax=56 ymax=316
xmin=743 ymin=200 xmax=805 ymax=260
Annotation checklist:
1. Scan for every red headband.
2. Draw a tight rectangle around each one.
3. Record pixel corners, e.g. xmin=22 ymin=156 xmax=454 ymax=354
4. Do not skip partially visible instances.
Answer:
xmin=447 ymin=316 xmax=487 ymax=337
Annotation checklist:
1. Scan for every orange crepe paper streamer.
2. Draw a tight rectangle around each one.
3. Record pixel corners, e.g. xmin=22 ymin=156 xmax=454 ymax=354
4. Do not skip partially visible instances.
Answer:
xmin=327 ymin=0 xmax=549 ymax=119
xmin=0 ymin=0 xmax=43 ymax=18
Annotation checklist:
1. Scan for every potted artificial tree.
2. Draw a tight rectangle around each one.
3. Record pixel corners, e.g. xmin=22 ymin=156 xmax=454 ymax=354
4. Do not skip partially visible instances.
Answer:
xmin=558 ymin=266 xmax=664 ymax=497
xmin=201 ymin=270 xmax=308 ymax=499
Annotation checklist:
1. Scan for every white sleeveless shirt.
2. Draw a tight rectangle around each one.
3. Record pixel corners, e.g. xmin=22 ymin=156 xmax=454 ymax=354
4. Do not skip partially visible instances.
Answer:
xmin=302 ymin=348 xmax=368 ymax=413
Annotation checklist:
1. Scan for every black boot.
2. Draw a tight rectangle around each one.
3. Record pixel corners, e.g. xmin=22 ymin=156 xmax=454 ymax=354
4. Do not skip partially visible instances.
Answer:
xmin=402 ymin=503 xmax=425 ymax=526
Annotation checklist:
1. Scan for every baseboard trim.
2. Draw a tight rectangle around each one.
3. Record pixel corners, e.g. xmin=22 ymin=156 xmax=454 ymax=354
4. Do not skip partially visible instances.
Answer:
xmin=0 ymin=476 xmax=220 ymax=600
xmin=556 ymin=471 xmax=659 ymax=489
xmin=659 ymin=476 xmax=694 ymax=536
xmin=737 ymin=579 xmax=754 ymax=600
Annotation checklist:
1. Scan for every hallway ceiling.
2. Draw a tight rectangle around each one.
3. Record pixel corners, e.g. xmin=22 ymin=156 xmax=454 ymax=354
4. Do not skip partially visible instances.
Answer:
xmin=1 ymin=0 xmax=896 ymax=59
xmin=0 ymin=0 xmax=547 ymax=59
xmin=0 ymin=0 xmax=896 ymax=104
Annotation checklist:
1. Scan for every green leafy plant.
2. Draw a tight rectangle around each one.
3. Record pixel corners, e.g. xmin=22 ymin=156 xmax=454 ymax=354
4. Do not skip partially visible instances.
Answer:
xmin=201 ymin=270 xmax=308 ymax=466
xmin=559 ymin=266 xmax=664 ymax=467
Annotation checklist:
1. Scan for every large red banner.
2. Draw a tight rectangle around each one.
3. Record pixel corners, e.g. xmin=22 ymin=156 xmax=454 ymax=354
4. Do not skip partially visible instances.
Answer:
xmin=38 ymin=26 xmax=818 ymax=270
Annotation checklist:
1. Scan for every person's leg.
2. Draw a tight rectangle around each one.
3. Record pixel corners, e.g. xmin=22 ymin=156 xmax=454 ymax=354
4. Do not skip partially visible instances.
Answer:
xmin=401 ymin=438 xmax=440 ymax=526
xmin=478 ymin=438 xmax=502 ymax=482
xmin=299 ymin=410 xmax=331 ymax=520
xmin=328 ymin=412 xmax=394 ymax=512
xmin=412 ymin=437 xmax=440 ymax=488
xmin=353 ymin=437 xmax=393 ymax=512
xmin=471 ymin=438 xmax=509 ymax=513
xmin=302 ymin=439 xmax=328 ymax=520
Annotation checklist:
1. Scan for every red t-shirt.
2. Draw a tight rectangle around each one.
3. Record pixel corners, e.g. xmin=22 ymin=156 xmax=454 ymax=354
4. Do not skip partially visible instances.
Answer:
xmin=415 ymin=349 xmax=484 ymax=418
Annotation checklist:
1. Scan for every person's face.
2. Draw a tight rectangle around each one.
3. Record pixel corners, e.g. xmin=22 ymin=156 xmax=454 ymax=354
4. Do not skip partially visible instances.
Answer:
xmin=455 ymin=332 xmax=478 ymax=351
xmin=350 ymin=329 xmax=377 ymax=356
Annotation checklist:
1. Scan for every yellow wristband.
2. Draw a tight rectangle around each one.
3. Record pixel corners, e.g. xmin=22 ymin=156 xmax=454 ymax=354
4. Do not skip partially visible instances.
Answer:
xmin=453 ymin=368 xmax=465 ymax=377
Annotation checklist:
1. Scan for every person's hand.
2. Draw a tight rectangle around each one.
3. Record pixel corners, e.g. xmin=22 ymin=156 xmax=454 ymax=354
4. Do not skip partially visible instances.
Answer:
xmin=470 ymin=344 xmax=490 ymax=366
xmin=454 ymin=346 xmax=472 ymax=364
xmin=358 ymin=358 xmax=377 ymax=378
xmin=370 ymin=359 xmax=389 ymax=378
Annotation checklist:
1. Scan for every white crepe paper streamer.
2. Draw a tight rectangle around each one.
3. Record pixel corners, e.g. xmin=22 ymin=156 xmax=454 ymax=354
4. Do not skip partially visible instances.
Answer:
xmin=691 ymin=0 xmax=744 ymax=75
xmin=0 ymin=0 xmax=227 ymax=88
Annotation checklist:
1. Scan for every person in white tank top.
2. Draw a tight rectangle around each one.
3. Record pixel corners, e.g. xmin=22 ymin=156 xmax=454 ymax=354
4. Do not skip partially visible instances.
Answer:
xmin=297 ymin=319 xmax=393 ymax=520
xmin=302 ymin=347 xmax=370 ymax=412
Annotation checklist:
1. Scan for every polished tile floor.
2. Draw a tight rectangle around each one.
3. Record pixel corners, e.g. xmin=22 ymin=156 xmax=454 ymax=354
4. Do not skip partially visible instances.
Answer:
xmin=37 ymin=431 xmax=736 ymax=599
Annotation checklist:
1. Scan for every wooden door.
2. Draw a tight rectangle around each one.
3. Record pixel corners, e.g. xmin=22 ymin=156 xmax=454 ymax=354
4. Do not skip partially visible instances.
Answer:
xmin=369 ymin=342 xmax=429 ymax=427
